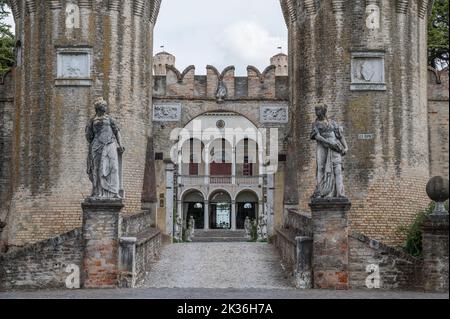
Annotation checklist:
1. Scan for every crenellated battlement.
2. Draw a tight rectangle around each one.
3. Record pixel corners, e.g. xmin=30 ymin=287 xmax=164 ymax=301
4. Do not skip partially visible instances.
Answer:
xmin=153 ymin=64 xmax=289 ymax=101
xmin=7 ymin=0 xmax=161 ymax=24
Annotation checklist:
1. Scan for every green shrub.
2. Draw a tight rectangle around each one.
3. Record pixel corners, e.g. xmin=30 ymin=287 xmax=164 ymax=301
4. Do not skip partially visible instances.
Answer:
xmin=398 ymin=201 xmax=449 ymax=257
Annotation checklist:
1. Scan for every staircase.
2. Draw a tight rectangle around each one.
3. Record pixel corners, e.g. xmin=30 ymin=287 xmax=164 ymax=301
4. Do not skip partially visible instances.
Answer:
xmin=191 ymin=230 xmax=249 ymax=242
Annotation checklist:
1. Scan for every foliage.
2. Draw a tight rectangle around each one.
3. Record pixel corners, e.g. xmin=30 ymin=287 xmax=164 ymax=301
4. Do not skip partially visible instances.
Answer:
xmin=428 ymin=0 xmax=449 ymax=69
xmin=398 ymin=201 xmax=449 ymax=257
xmin=0 ymin=0 xmax=15 ymax=74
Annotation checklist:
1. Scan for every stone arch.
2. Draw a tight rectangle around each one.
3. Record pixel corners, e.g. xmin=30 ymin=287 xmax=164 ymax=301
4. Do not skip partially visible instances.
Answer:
xmin=208 ymin=189 xmax=232 ymax=202
xmin=181 ymin=189 xmax=206 ymax=230
xmin=235 ymin=189 xmax=260 ymax=202
xmin=180 ymin=188 xmax=207 ymax=202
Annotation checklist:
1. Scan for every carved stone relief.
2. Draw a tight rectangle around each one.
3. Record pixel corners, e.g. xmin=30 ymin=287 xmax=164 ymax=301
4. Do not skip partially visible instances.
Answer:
xmin=153 ymin=103 xmax=181 ymax=122
xmin=65 ymin=3 xmax=80 ymax=29
xmin=366 ymin=4 xmax=380 ymax=30
xmin=260 ymin=106 xmax=289 ymax=123
xmin=351 ymin=52 xmax=386 ymax=91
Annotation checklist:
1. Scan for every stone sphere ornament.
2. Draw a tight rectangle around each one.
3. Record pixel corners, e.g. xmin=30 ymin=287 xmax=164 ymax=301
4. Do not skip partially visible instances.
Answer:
xmin=426 ymin=176 xmax=449 ymax=215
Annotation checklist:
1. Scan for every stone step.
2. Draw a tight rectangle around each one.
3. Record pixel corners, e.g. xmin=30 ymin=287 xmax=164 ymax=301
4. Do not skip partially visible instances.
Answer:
xmin=191 ymin=237 xmax=249 ymax=243
xmin=191 ymin=230 xmax=248 ymax=242
xmin=193 ymin=230 xmax=247 ymax=238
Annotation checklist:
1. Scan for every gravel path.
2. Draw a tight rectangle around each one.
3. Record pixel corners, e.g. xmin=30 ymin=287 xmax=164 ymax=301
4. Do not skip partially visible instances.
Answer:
xmin=140 ymin=242 xmax=293 ymax=289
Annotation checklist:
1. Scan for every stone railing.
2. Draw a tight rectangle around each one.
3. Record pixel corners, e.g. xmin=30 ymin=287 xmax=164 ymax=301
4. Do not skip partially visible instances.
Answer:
xmin=179 ymin=175 xmax=262 ymax=186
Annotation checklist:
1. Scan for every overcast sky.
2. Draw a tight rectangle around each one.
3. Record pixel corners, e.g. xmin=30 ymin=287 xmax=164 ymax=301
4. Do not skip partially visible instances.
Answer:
xmin=154 ymin=0 xmax=288 ymax=75
xmin=5 ymin=0 xmax=287 ymax=75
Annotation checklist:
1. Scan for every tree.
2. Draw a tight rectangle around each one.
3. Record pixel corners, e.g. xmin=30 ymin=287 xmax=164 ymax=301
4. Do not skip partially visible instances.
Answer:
xmin=0 ymin=0 xmax=15 ymax=75
xmin=428 ymin=0 xmax=449 ymax=69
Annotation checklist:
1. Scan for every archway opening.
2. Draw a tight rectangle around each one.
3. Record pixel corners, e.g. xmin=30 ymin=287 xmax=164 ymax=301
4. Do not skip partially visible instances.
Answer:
xmin=235 ymin=190 xmax=259 ymax=229
xmin=209 ymin=190 xmax=232 ymax=229
xmin=182 ymin=190 xmax=205 ymax=230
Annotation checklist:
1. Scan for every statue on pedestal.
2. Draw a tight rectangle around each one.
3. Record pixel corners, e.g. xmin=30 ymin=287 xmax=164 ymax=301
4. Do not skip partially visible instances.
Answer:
xmin=257 ymin=214 xmax=268 ymax=241
xmin=85 ymin=98 xmax=125 ymax=199
xmin=244 ymin=216 xmax=251 ymax=240
xmin=174 ymin=214 xmax=182 ymax=242
xmin=186 ymin=216 xmax=195 ymax=242
xmin=310 ymin=105 xmax=349 ymax=199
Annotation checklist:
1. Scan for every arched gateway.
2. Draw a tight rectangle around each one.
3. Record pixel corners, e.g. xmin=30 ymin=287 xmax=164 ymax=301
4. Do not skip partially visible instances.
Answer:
xmin=173 ymin=111 xmax=273 ymax=236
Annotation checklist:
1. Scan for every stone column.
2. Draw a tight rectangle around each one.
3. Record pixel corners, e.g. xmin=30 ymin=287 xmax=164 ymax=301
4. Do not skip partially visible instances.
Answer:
xmin=422 ymin=176 xmax=449 ymax=292
xmin=81 ymin=198 xmax=123 ymax=289
xmin=422 ymin=214 xmax=449 ymax=292
xmin=118 ymin=237 xmax=137 ymax=288
xmin=165 ymin=160 xmax=175 ymax=237
xmin=204 ymin=200 xmax=209 ymax=230
xmin=204 ymin=145 xmax=210 ymax=185
xmin=232 ymin=146 xmax=236 ymax=185
xmin=310 ymin=198 xmax=351 ymax=290
xmin=266 ymin=173 xmax=275 ymax=237
xmin=294 ymin=236 xmax=313 ymax=289
xmin=231 ymin=200 xmax=237 ymax=230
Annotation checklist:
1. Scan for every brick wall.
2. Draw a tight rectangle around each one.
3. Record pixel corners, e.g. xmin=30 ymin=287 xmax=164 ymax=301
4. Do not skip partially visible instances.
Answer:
xmin=0 ymin=71 xmax=14 ymax=241
xmin=6 ymin=0 xmax=159 ymax=246
xmin=283 ymin=0 xmax=432 ymax=246
xmin=153 ymin=65 xmax=289 ymax=100
xmin=428 ymin=67 xmax=449 ymax=178
xmin=0 ymin=228 xmax=83 ymax=291
xmin=349 ymin=232 xmax=423 ymax=290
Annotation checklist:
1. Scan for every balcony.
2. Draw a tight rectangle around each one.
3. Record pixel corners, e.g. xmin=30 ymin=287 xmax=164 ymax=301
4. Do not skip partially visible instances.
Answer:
xmin=178 ymin=175 xmax=262 ymax=186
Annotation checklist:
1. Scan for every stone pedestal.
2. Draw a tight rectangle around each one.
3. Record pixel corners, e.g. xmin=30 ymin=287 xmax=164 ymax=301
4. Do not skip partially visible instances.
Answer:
xmin=81 ymin=198 xmax=123 ymax=289
xmin=422 ymin=214 xmax=449 ymax=292
xmin=118 ymin=237 xmax=137 ymax=288
xmin=294 ymin=236 xmax=313 ymax=289
xmin=310 ymin=198 xmax=351 ymax=290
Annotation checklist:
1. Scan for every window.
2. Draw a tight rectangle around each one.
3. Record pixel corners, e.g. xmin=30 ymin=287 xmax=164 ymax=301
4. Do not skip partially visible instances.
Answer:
xmin=189 ymin=163 xmax=199 ymax=176
xmin=243 ymin=156 xmax=253 ymax=176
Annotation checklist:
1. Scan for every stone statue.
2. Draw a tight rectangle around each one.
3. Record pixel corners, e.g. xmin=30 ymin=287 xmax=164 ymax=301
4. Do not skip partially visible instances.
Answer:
xmin=85 ymin=98 xmax=125 ymax=199
xmin=186 ymin=216 xmax=195 ymax=242
xmin=311 ymin=105 xmax=348 ymax=199
xmin=216 ymin=81 xmax=227 ymax=103
xmin=244 ymin=216 xmax=251 ymax=240
xmin=257 ymin=214 xmax=268 ymax=241
xmin=174 ymin=213 xmax=182 ymax=241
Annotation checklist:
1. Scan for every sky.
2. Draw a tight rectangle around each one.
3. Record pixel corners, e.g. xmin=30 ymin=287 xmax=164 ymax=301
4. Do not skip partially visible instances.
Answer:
xmin=154 ymin=0 xmax=288 ymax=75
xmin=4 ymin=0 xmax=288 ymax=76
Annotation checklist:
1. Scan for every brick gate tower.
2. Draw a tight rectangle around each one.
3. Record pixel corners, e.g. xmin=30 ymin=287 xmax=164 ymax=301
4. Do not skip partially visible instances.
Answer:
xmin=280 ymin=0 xmax=433 ymax=245
xmin=5 ymin=0 xmax=161 ymax=246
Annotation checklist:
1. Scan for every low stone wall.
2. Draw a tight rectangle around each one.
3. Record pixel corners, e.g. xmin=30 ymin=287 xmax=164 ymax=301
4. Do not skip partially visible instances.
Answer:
xmin=121 ymin=210 xmax=154 ymax=236
xmin=135 ymin=228 xmax=162 ymax=285
xmin=0 ymin=228 xmax=83 ymax=291
xmin=348 ymin=232 xmax=423 ymax=290
xmin=275 ymin=209 xmax=313 ymax=287
xmin=275 ymin=227 xmax=297 ymax=272
xmin=284 ymin=209 xmax=313 ymax=237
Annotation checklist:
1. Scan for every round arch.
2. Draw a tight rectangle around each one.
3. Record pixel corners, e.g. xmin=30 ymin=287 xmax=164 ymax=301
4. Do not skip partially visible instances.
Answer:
xmin=181 ymin=189 xmax=206 ymax=230
xmin=235 ymin=189 xmax=259 ymax=229
xmin=180 ymin=188 xmax=207 ymax=202
xmin=208 ymin=189 xmax=232 ymax=230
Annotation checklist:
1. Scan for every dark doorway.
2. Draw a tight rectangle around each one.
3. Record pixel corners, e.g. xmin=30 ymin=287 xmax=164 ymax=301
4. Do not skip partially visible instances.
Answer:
xmin=185 ymin=202 xmax=205 ymax=229
xmin=236 ymin=202 xmax=257 ymax=229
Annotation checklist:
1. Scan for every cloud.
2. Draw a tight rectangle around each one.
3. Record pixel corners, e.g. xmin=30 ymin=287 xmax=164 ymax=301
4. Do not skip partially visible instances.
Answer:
xmin=217 ymin=21 xmax=287 ymax=72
